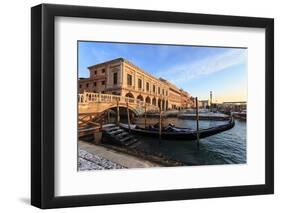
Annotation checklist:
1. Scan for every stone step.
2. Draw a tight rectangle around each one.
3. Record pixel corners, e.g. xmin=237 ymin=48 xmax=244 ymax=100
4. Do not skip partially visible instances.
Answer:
xmin=116 ymin=132 xmax=129 ymax=138
xmin=110 ymin=129 xmax=123 ymax=135
xmin=124 ymin=138 xmax=139 ymax=146
xmin=107 ymin=126 xmax=120 ymax=131
xmin=120 ymin=135 xmax=133 ymax=143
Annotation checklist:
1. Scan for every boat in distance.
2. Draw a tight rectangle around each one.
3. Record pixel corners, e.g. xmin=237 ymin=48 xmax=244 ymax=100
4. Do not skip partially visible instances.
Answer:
xmin=119 ymin=117 xmax=235 ymax=140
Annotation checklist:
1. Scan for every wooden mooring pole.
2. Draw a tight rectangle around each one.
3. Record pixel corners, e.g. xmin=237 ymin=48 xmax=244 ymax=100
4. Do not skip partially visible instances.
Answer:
xmin=126 ymin=102 xmax=131 ymax=132
xmin=195 ymin=97 xmax=200 ymax=148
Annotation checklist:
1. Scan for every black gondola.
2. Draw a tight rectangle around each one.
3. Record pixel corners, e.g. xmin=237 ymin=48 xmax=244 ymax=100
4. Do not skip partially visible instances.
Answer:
xmin=119 ymin=117 xmax=235 ymax=140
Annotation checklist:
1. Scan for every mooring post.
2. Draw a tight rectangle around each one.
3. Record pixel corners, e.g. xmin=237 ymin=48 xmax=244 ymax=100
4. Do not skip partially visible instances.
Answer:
xmin=196 ymin=97 xmax=200 ymax=148
xmin=144 ymin=104 xmax=147 ymax=128
xmin=126 ymin=101 xmax=131 ymax=132
xmin=116 ymin=99 xmax=120 ymax=126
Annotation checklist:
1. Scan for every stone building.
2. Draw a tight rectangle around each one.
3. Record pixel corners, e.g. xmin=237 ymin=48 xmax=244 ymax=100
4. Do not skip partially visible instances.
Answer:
xmin=79 ymin=58 xmax=194 ymax=110
xmin=198 ymin=100 xmax=209 ymax=109
xmin=218 ymin=101 xmax=247 ymax=112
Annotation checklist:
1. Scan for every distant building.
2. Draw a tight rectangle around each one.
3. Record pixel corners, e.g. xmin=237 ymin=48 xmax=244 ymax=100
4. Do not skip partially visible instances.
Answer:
xmin=79 ymin=58 xmax=194 ymax=110
xmin=198 ymin=100 xmax=209 ymax=109
xmin=218 ymin=101 xmax=247 ymax=112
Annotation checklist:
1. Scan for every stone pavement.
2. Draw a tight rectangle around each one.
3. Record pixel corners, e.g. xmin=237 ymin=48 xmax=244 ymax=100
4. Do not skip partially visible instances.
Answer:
xmin=78 ymin=149 xmax=125 ymax=171
xmin=78 ymin=141 xmax=161 ymax=170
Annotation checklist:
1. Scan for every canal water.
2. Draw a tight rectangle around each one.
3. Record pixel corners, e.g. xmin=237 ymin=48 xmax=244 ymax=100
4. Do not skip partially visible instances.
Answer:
xmin=119 ymin=117 xmax=247 ymax=166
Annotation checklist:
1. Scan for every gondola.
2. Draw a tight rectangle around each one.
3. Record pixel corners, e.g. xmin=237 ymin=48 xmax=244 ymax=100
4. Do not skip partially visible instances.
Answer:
xmin=119 ymin=117 xmax=235 ymax=140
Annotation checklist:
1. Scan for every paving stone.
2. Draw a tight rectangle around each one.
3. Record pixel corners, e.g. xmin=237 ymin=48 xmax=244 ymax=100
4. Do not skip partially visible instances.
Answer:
xmin=78 ymin=149 xmax=126 ymax=171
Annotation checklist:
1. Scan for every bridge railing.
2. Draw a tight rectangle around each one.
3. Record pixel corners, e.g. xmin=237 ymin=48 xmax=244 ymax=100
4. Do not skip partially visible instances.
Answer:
xmin=78 ymin=92 xmax=159 ymax=111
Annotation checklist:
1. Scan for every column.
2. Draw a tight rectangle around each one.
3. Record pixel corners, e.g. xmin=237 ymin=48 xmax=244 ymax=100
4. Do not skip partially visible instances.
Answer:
xmin=120 ymin=62 xmax=123 ymax=86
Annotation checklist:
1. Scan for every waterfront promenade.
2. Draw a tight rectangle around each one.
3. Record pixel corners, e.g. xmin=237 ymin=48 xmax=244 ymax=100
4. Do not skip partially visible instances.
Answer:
xmin=79 ymin=141 xmax=161 ymax=170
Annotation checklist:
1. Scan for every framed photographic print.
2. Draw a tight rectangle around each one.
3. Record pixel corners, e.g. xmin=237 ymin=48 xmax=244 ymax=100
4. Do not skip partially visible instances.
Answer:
xmin=31 ymin=3 xmax=274 ymax=209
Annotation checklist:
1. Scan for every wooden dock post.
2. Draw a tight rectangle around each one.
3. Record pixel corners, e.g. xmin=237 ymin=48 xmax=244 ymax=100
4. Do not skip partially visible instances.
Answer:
xmin=195 ymin=97 xmax=200 ymax=147
xmin=126 ymin=101 xmax=131 ymax=132
xmin=116 ymin=99 xmax=120 ymax=126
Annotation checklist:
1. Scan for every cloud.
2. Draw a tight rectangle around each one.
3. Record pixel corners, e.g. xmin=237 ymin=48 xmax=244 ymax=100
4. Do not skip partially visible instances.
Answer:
xmin=157 ymin=48 xmax=247 ymax=84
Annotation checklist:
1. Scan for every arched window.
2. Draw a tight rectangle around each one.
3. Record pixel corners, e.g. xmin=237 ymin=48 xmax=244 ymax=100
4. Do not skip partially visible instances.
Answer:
xmin=145 ymin=96 xmax=151 ymax=104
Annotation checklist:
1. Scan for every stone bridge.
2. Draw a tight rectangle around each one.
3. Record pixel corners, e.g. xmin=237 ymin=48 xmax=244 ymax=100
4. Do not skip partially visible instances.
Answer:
xmin=78 ymin=92 xmax=159 ymax=116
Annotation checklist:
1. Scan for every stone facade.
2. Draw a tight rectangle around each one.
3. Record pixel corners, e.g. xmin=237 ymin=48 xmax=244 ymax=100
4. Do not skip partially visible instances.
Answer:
xmin=79 ymin=58 xmax=194 ymax=110
xmin=198 ymin=100 xmax=209 ymax=108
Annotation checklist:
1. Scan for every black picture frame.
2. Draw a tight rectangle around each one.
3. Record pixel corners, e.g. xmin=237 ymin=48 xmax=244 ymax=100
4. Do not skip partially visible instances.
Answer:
xmin=31 ymin=3 xmax=274 ymax=209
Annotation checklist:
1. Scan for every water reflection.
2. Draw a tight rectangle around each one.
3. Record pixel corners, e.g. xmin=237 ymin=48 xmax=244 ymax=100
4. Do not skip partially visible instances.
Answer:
xmin=109 ymin=116 xmax=246 ymax=165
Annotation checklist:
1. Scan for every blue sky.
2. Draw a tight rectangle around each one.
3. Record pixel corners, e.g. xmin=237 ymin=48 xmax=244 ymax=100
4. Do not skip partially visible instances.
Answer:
xmin=78 ymin=41 xmax=247 ymax=103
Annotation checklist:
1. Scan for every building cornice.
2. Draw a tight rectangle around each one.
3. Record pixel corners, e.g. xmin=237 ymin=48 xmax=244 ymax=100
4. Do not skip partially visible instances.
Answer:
xmin=87 ymin=58 xmax=124 ymax=69
xmin=86 ymin=57 xmax=190 ymax=95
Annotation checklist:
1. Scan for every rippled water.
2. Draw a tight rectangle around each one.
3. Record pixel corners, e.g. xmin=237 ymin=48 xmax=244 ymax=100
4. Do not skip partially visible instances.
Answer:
xmin=126 ymin=117 xmax=247 ymax=166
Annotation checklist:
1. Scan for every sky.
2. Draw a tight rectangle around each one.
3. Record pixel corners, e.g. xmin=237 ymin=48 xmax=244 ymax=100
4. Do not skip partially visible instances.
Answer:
xmin=78 ymin=41 xmax=247 ymax=103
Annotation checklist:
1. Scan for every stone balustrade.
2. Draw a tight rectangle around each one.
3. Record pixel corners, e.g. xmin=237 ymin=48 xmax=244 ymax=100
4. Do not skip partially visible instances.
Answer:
xmin=78 ymin=92 xmax=159 ymax=114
